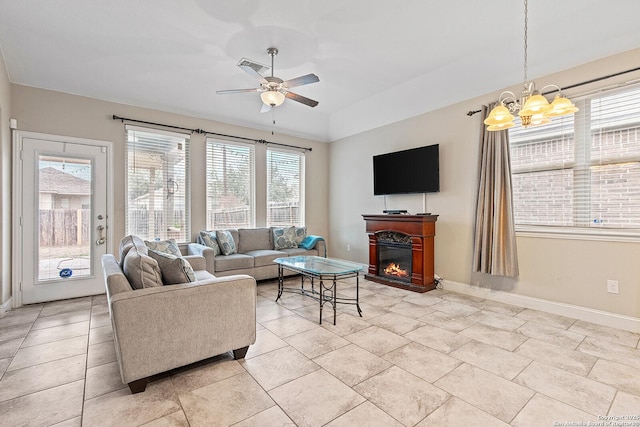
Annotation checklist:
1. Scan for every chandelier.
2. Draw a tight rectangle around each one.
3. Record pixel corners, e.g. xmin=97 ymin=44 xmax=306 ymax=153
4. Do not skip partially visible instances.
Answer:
xmin=484 ymin=0 xmax=578 ymax=131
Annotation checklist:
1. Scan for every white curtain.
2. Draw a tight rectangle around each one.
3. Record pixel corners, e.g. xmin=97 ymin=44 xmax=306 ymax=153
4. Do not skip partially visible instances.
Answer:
xmin=472 ymin=103 xmax=519 ymax=277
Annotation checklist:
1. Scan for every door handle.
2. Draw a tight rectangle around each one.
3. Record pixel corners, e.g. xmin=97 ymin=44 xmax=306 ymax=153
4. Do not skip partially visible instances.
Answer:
xmin=96 ymin=225 xmax=106 ymax=245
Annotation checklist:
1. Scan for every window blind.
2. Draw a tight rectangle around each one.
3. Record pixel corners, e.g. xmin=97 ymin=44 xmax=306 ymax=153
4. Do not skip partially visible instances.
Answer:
xmin=205 ymin=139 xmax=255 ymax=229
xmin=266 ymin=148 xmax=305 ymax=227
xmin=509 ymin=84 xmax=640 ymax=234
xmin=126 ymin=126 xmax=190 ymax=242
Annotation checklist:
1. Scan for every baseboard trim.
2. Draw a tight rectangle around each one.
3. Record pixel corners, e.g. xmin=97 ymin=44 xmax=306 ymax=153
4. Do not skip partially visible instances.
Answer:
xmin=0 ymin=297 xmax=12 ymax=318
xmin=442 ymin=280 xmax=640 ymax=334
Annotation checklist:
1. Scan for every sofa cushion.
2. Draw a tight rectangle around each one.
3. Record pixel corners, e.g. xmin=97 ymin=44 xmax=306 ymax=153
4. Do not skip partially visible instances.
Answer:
xmin=272 ymin=226 xmax=298 ymax=250
xmin=214 ymin=253 xmax=254 ymax=272
xmin=122 ymin=242 xmax=163 ymax=289
xmin=245 ymin=249 xmax=287 ymax=267
xmin=198 ymin=231 xmax=221 ymax=256
xmin=193 ymin=269 xmax=216 ymax=281
xmin=148 ymin=249 xmax=196 ymax=285
xmin=144 ymin=239 xmax=181 ymax=256
xmin=238 ymin=228 xmax=271 ymax=253
xmin=216 ymin=230 xmax=238 ymax=255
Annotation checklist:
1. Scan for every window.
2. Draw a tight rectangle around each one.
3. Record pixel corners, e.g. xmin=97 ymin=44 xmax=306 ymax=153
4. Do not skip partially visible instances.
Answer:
xmin=267 ymin=148 xmax=305 ymax=227
xmin=126 ymin=126 xmax=190 ymax=242
xmin=206 ymin=139 xmax=255 ymax=229
xmin=510 ymin=84 xmax=640 ymax=236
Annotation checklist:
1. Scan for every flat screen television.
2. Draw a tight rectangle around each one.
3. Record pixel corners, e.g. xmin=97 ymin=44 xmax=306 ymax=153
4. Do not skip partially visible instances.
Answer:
xmin=373 ymin=144 xmax=439 ymax=195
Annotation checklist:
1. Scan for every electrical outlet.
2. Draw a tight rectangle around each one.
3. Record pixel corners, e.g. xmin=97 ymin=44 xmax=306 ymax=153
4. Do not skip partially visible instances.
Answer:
xmin=607 ymin=280 xmax=619 ymax=294
xmin=346 ymin=244 xmax=351 ymax=252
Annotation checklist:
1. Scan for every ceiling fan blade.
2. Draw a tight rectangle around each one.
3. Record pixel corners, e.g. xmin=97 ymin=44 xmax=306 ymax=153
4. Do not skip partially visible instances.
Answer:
xmin=285 ymin=91 xmax=319 ymax=108
xmin=260 ymin=103 xmax=272 ymax=113
xmin=283 ymin=73 xmax=319 ymax=88
xmin=216 ymin=88 xmax=260 ymax=95
xmin=238 ymin=59 xmax=269 ymax=84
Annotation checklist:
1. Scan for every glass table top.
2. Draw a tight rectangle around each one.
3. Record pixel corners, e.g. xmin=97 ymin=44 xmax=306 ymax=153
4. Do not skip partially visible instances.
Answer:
xmin=274 ymin=256 xmax=364 ymax=275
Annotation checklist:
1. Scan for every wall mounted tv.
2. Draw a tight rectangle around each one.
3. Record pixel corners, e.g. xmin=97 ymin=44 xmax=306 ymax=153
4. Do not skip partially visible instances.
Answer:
xmin=373 ymin=144 xmax=439 ymax=195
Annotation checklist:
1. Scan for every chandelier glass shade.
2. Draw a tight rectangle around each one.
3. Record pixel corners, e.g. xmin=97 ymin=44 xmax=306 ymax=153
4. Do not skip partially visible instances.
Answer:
xmin=484 ymin=0 xmax=578 ymax=131
xmin=261 ymin=90 xmax=285 ymax=107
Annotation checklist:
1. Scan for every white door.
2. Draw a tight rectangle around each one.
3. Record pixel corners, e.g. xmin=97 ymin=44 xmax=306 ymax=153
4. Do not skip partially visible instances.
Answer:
xmin=14 ymin=132 xmax=112 ymax=304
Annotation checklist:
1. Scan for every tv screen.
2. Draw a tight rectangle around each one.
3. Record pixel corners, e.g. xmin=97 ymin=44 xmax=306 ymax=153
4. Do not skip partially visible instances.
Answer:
xmin=373 ymin=144 xmax=439 ymax=195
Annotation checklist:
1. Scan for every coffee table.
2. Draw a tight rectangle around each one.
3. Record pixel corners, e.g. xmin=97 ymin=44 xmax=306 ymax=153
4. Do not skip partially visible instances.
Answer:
xmin=274 ymin=256 xmax=364 ymax=325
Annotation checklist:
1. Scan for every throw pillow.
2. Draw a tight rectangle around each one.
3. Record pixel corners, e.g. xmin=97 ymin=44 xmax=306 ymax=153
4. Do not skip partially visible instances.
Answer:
xmin=294 ymin=226 xmax=307 ymax=245
xmin=122 ymin=243 xmax=163 ymax=289
xmin=198 ymin=231 xmax=221 ymax=256
xmin=272 ymin=226 xmax=297 ymax=250
xmin=216 ymin=230 xmax=238 ymax=255
xmin=148 ymin=250 xmax=196 ymax=285
xmin=144 ymin=239 xmax=181 ymax=256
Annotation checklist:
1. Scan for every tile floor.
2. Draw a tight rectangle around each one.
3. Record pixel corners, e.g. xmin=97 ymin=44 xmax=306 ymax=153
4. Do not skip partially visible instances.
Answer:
xmin=1 ymin=277 xmax=639 ymax=426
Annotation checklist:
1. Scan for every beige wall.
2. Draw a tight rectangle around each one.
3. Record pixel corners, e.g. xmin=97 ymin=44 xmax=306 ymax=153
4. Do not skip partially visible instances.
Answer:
xmin=0 ymin=52 xmax=11 ymax=308
xmin=10 ymin=85 xmax=329 ymax=259
xmin=329 ymin=48 xmax=640 ymax=319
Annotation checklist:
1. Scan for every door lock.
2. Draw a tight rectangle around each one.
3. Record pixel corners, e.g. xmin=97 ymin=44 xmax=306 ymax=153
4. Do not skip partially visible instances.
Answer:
xmin=96 ymin=225 xmax=106 ymax=245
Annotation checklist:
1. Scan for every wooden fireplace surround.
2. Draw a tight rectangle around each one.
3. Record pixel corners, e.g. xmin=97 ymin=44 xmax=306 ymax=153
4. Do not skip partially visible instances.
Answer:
xmin=362 ymin=214 xmax=438 ymax=293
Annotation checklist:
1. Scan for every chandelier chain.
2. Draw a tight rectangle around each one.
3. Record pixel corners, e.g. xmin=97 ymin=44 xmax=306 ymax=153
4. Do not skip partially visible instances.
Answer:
xmin=523 ymin=0 xmax=528 ymax=85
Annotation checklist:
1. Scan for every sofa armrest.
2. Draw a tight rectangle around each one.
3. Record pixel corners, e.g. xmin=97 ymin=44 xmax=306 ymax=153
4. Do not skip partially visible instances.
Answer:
xmin=109 ymin=274 xmax=256 ymax=384
xmin=316 ymin=239 xmax=327 ymax=257
xmin=187 ymin=243 xmax=216 ymax=274
xmin=182 ymin=254 xmax=206 ymax=272
xmin=102 ymin=254 xmax=133 ymax=297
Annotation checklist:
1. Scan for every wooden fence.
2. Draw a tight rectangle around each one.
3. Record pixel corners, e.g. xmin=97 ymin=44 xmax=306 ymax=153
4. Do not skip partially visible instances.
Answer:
xmin=40 ymin=209 xmax=90 ymax=246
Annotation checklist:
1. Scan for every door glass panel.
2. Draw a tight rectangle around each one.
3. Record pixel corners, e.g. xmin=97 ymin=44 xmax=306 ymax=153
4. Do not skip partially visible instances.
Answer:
xmin=38 ymin=155 xmax=92 ymax=281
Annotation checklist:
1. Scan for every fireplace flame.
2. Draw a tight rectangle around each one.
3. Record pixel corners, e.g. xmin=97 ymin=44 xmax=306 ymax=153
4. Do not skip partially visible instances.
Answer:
xmin=384 ymin=263 xmax=409 ymax=278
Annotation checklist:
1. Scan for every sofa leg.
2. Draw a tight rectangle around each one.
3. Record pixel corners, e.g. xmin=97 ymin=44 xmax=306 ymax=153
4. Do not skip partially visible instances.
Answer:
xmin=128 ymin=378 xmax=148 ymax=394
xmin=233 ymin=346 xmax=249 ymax=360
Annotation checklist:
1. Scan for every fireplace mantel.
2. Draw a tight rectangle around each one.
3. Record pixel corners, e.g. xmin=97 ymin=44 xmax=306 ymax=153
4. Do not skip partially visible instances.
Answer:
xmin=362 ymin=214 xmax=438 ymax=293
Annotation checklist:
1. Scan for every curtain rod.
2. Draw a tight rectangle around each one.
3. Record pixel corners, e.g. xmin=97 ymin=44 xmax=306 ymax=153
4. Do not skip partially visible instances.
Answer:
xmin=466 ymin=66 xmax=640 ymax=117
xmin=111 ymin=114 xmax=313 ymax=152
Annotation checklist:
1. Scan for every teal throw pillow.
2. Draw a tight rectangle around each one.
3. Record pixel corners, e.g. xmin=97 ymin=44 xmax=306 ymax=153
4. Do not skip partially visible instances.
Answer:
xmin=216 ymin=230 xmax=237 ymax=255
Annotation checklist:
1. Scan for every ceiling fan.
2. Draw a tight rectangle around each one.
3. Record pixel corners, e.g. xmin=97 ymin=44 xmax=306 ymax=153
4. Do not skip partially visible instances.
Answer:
xmin=216 ymin=47 xmax=319 ymax=113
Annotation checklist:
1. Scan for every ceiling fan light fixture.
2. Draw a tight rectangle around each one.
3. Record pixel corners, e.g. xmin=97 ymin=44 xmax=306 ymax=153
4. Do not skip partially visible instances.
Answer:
xmin=261 ymin=90 xmax=285 ymax=107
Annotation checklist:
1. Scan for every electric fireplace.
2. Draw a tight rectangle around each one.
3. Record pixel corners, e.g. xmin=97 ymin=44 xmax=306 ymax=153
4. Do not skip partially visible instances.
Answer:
xmin=376 ymin=232 xmax=412 ymax=284
xmin=362 ymin=214 xmax=438 ymax=292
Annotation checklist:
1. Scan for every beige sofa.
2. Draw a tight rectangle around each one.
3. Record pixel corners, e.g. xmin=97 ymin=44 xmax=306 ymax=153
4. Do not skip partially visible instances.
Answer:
xmin=102 ymin=235 xmax=256 ymax=393
xmin=191 ymin=227 xmax=326 ymax=280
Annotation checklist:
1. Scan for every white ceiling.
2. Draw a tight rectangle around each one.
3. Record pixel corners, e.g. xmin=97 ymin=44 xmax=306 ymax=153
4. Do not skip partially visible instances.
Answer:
xmin=1 ymin=1 xmax=639 ymax=142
